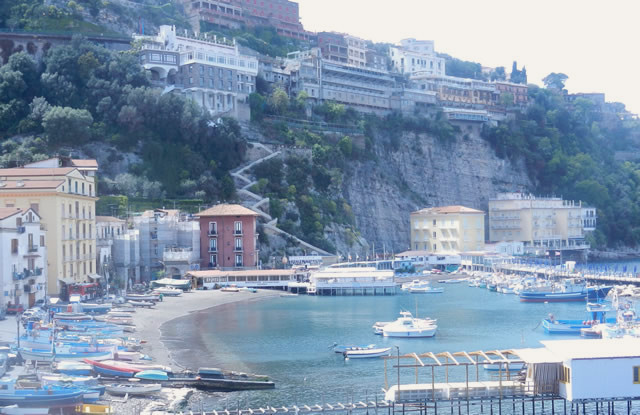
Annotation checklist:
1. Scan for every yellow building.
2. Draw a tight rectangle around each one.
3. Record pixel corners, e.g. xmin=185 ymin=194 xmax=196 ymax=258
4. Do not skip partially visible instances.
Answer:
xmin=488 ymin=193 xmax=595 ymax=254
xmin=0 ymin=159 xmax=98 ymax=295
xmin=410 ymin=206 xmax=485 ymax=253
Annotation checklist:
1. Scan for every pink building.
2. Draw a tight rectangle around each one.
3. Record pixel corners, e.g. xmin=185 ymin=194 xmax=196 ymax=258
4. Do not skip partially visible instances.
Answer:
xmin=196 ymin=204 xmax=259 ymax=270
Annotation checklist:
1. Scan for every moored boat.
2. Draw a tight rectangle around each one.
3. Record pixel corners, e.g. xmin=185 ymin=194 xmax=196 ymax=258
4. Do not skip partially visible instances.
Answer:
xmin=0 ymin=378 xmax=85 ymax=407
xmin=408 ymin=286 xmax=444 ymax=294
xmin=53 ymin=361 xmax=93 ymax=376
xmin=344 ymin=347 xmax=391 ymax=359
xmin=105 ymin=381 xmax=161 ymax=396
xmin=332 ymin=343 xmax=376 ymax=353
xmin=381 ymin=311 xmax=437 ymax=338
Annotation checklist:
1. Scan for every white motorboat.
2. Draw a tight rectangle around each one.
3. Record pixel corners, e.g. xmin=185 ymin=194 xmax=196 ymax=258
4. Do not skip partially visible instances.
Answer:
xmin=401 ymin=280 xmax=429 ymax=291
xmin=332 ymin=343 xmax=376 ymax=353
xmin=220 ymin=285 xmax=240 ymax=292
xmin=344 ymin=347 xmax=392 ymax=359
xmin=280 ymin=293 xmax=298 ymax=297
xmin=382 ymin=311 xmax=437 ymax=338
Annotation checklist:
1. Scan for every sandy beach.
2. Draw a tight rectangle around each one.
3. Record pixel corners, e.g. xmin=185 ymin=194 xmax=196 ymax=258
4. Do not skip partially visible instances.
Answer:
xmin=133 ymin=289 xmax=281 ymax=369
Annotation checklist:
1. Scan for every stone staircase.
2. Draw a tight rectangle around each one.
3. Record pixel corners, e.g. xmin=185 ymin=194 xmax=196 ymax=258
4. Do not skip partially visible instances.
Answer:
xmin=231 ymin=142 xmax=333 ymax=256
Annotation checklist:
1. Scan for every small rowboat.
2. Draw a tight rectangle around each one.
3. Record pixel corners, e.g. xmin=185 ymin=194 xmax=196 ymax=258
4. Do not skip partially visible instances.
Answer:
xmin=152 ymin=287 xmax=183 ymax=296
xmin=53 ymin=361 xmax=93 ymax=376
xmin=128 ymin=301 xmax=154 ymax=308
xmin=124 ymin=294 xmax=159 ymax=302
xmin=105 ymin=381 xmax=161 ymax=396
xmin=332 ymin=343 xmax=376 ymax=353
xmin=53 ymin=312 xmax=92 ymax=321
xmin=344 ymin=347 xmax=392 ymax=359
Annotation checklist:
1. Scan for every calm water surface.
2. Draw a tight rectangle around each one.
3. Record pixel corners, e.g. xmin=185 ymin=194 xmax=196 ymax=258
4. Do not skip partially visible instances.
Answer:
xmin=169 ymin=284 xmax=589 ymax=409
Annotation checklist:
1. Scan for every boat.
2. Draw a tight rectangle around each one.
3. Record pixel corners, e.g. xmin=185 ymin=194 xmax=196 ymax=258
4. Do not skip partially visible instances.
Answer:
xmin=220 ymin=285 xmax=240 ymax=292
xmin=239 ymin=287 xmax=257 ymax=293
xmin=381 ymin=311 xmax=437 ymax=338
xmin=158 ymin=368 xmax=275 ymax=391
xmin=105 ymin=381 xmax=162 ymax=396
xmin=0 ymin=378 xmax=85 ymax=407
xmin=408 ymin=286 xmax=444 ymax=294
xmin=344 ymin=347 xmax=391 ymax=359
xmin=332 ymin=343 xmax=376 ymax=353
xmin=520 ymin=280 xmax=613 ymax=303
xmin=542 ymin=303 xmax=614 ymax=334
xmin=80 ymin=304 xmax=112 ymax=314
xmin=152 ymin=287 xmax=183 ymax=296
xmin=134 ymin=370 xmax=169 ymax=380
xmin=94 ymin=316 xmax=133 ymax=326
xmin=124 ymin=294 xmax=159 ymax=302
xmin=106 ymin=311 xmax=133 ymax=318
xmin=53 ymin=361 xmax=93 ymax=376
xmin=128 ymin=301 xmax=154 ymax=308
xmin=150 ymin=278 xmax=191 ymax=291
xmin=401 ymin=280 xmax=429 ymax=291
xmin=53 ymin=312 xmax=93 ymax=321
xmin=84 ymin=359 xmax=172 ymax=376
xmin=0 ymin=405 xmax=50 ymax=414
xmin=19 ymin=347 xmax=113 ymax=362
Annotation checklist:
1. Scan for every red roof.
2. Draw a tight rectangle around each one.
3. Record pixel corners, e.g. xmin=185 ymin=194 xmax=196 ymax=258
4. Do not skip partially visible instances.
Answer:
xmin=0 ymin=207 xmax=22 ymax=220
xmin=196 ymin=204 xmax=258 ymax=217
xmin=71 ymin=159 xmax=99 ymax=168
xmin=0 ymin=179 xmax=65 ymax=190
xmin=0 ymin=167 xmax=75 ymax=177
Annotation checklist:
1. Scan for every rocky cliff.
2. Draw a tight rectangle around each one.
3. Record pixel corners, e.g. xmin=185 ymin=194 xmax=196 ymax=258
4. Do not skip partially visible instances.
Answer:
xmin=342 ymin=121 xmax=532 ymax=253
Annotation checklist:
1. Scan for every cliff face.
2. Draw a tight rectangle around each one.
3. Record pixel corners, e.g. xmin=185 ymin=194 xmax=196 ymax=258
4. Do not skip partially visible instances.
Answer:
xmin=342 ymin=122 xmax=533 ymax=253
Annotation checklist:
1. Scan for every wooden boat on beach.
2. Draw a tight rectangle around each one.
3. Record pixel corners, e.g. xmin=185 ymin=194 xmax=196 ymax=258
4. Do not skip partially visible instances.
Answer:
xmin=105 ymin=381 xmax=161 ymax=396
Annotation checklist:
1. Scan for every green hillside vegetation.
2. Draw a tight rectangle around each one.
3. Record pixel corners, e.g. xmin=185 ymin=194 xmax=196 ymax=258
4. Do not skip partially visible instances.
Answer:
xmin=0 ymin=37 xmax=244 ymax=203
xmin=481 ymin=83 xmax=640 ymax=248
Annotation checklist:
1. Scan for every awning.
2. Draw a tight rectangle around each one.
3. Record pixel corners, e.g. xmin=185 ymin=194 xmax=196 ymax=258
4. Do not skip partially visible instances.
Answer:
xmin=87 ymin=274 xmax=103 ymax=280
xmin=58 ymin=278 xmax=75 ymax=285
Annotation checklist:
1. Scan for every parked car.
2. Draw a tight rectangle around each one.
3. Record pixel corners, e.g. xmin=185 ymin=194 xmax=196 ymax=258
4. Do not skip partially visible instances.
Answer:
xmin=6 ymin=304 xmax=24 ymax=315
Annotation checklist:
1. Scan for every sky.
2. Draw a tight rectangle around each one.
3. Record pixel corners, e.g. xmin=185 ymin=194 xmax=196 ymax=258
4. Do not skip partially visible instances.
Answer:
xmin=296 ymin=0 xmax=640 ymax=114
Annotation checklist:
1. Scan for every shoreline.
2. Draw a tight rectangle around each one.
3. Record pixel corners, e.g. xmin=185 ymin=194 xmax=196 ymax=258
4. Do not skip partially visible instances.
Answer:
xmin=132 ymin=289 xmax=281 ymax=369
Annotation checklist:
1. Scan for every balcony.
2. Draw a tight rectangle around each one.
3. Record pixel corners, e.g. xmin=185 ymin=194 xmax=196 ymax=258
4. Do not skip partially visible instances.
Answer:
xmin=234 ymin=246 xmax=243 ymax=252
xmin=208 ymin=230 xmax=218 ymax=236
xmin=13 ymin=268 xmax=43 ymax=281
xmin=28 ymin=245 xmax=38 ymax=253
xmin=234 ymin=230 xmax=243 ymax=236
xmin=208 ymin=247 xmax=218 ymax=253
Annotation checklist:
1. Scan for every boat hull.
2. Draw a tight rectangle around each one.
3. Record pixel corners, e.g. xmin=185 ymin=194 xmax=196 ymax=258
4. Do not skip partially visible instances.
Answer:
xmin=344 ymin=348 xmax=391 ymax=358
xmin=383 ymin=328 xmax=436 ymax=338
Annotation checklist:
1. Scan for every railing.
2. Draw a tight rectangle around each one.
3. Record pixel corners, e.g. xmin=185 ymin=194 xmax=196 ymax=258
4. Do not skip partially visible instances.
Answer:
xmin=208 ymin=247 xmax=218 ymax=253
xmin=28 ymin=245 xmax=38 ymax=252
xmin=208 ymin=230 xmax=218 ymax=236
xmin=13 ymin=268 xmax=43 ymax=280
xmin=234 ymin=246 xmax=243 ymax=252
xmin=234 ymin=230 xmax=243 ymax=236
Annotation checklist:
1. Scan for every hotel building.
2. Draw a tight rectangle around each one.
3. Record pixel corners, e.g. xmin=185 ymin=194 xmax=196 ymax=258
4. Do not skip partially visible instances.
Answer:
xmin=0 ymin=159 xmax=98 ymax=295
xmin=136 ymin=25 xmax=258 ymax=120
xmin=389 ymin=39 xmax=446 ymax=77
xmin=410 ymin=206 xmax=485 ymax=253
xmin=488 ymin=193 xmax=596 ymax=253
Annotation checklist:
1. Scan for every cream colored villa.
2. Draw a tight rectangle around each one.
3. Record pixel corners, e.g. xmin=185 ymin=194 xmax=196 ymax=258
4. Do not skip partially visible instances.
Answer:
xmin=0 ymin=159 xmax=98 ymax=295
xmin=410 ymin=205 xmax=485 ymax=253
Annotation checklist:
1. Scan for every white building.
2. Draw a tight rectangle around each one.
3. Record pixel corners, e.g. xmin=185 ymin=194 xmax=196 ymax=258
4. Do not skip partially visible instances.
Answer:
xmin=389 ymin=39 xmax=446 ymax=76
xmin=0 ymin=208 xmax=47 ymax=309
xmin=96 ymin=216 xmax=140 ymax=289
xmin=310 ymin=266 xmax=396 ymax=295
xmin=133 ymin=209 xmax=200 ymax=280
xmin=135 ymin=25 xmax=259 ymax=120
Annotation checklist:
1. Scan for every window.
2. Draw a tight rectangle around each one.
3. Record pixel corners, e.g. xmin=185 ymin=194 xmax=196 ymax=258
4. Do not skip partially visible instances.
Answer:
xmin=433 ymin=219 xmax=437 ymax=226
xmin=40 ymin=235 xmax=45 ymax=247
xmin=75 ymin=181 xmax=78 ymax=193
xmin=81 ymin=183 xmax=85 ymax=194
xmin=235 ymin=238 xmax=243 ymax=251
xmin=560 ymin=366 xmax=571 ymax=384
xmin=209 ymin=254 xmax=217 ymax=267
xmin=433 ymin=232 xmax=437 ymax=238
xmin=234 ymin=221 xmax=242 ymax=235
xmin=208 ymin=222 xmax=217 ymax=235
xmin=11 ymin=239 xmax=18 ymax=254
xmin=235 ymin=254 xmax=243 ymax=267
xmin=209 ymin=238 xmax=217 ymax=252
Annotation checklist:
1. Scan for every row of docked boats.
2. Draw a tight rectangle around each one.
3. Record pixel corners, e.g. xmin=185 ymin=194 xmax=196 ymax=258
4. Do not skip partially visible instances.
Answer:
xmin=467 ymin=272 xmax=613 ymax=302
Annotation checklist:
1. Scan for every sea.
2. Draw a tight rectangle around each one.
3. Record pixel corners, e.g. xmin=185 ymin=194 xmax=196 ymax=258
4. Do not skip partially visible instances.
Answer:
xmin=162 ymin=283 xmax=594 ymax=411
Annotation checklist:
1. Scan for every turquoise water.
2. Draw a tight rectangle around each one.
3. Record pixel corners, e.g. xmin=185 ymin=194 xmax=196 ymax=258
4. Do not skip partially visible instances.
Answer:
xmin=165 ymin=284 xmax=589 ymax=409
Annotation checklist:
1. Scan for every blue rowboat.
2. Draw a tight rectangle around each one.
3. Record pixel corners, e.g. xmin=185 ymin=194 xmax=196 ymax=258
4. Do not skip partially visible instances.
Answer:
xmin=0 ymin=378 xmax=86 ymax=407
xmin=53 ymin=361 xmax=93 ymax=376
xmin=135 ymin=370 xmax=169 ymax=380
xmin=18 ymin=348 xmax=113 ymax=362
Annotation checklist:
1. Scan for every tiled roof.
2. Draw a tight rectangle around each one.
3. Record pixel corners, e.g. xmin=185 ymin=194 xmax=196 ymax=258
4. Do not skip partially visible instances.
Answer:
xmin=188 ymin=269 xmax=298 ymax=277
xmin=196 ymin=204 xmax=258 ymax=217
xmin=95 ymin=216 xmax=125 ymax=223
xmin=0 ymin=179 xmax=65 ymax=190
xmin=71 ymin=159 xmax=99 ymax=168
xmin=412 ymin=205 xmax=484 ymax=215
xmin=0 ymin=167 xmax=75 ymax=177
xmin=0 ymin=207 xmax=22 ymax=220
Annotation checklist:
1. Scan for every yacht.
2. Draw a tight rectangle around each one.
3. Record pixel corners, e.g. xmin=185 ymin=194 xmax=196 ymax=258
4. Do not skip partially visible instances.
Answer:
xmin=382 ymin=311 xmax=437 ymax=338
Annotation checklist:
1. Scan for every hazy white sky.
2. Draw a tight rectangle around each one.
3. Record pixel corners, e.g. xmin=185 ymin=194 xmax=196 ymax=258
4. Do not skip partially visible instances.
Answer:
xmin=297 ymin=0 xmax=640 ymax=113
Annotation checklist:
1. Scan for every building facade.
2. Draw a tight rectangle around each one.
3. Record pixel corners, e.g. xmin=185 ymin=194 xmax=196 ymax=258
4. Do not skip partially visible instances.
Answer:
xmin=494 ymin=81 xmax=529 ymax=105
xmin=133 ymin=209 xmax=200 ymax=281
xmin=136 ymin=25 xmax=259 ymax=121
xmin=196 ymin=204 xmax=259 ymax=269
xmin=0 ymin=160 xmax=98 ymax=295
xmin=410 ymin=206 xmax=485 ymax=253
xmin=96 ymin=216 xmax=141 ymax=289
xmin=488 ymin=193 xmax=595 ymax=254
xmin=389 ymin=39 xmax=446 ymax=76
xmin=0 ymin=208 xmax=47 ymax=309
xmin=182 ymin=0 xmax=310 ymax=40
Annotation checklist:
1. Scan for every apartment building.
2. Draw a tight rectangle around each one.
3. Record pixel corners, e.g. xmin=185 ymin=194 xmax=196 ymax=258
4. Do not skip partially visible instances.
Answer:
xmin=133 ymin=209 xmax=200 ymax=281
xmin=410 ymin=206 xmax=485 ymax=253
xmin=389 ymin=39 xmax=446 ymax=76
xmin=0 ymin=159 xmax=98 ymax=295
xmin=494 ymin=81 xmax=529 ymax=105
xmin=196 ymin=204 xmax=259 ymax=269
xmin=182 ymin=0 xmax=310 ymax=40
xmin=0 ymin=208 xmax=47 ymax=309
xmin=136 ymin=25 xmax=258 ymax=121
xmin=488 ymin=193 xmax=595 ymax=253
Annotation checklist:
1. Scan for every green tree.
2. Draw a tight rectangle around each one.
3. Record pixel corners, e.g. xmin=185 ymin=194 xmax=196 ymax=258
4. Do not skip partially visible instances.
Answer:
xmin=338 ymin=136 xmax=353 ymax=157
xmin=42 ymin=106 xmax=93 ymax=144
xmin=543 ymin=73 xmax=568 ymax=90
xmin=268 ymin=88 xmax=289 ymax=115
